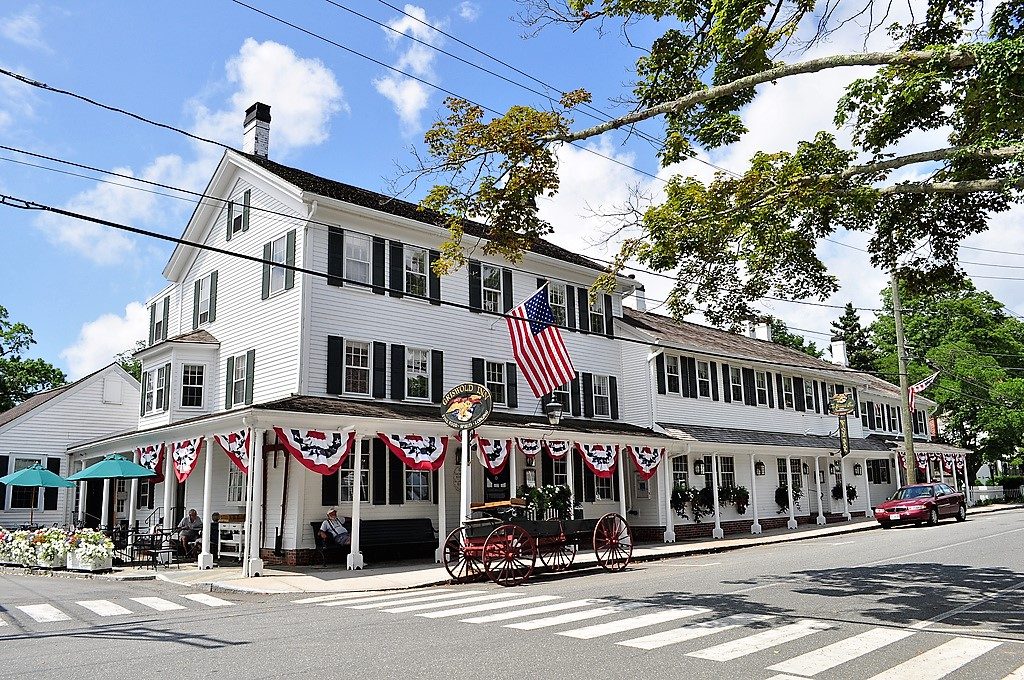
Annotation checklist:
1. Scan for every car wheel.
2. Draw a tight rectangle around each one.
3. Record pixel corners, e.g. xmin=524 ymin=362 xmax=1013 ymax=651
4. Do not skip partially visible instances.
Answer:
xmin=928 ymin=508 xmax=939 ymax=526
xmin=880 ymin=521 xmax=892 ymax=529
xmin=956 ymin=505 xmax=967 ymax=522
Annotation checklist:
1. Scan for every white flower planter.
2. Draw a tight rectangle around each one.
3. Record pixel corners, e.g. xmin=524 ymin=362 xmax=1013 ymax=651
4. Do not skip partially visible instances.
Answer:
xmin=66 ymin=554 xmax=113 ymax=572
xmin=36 ymin=553 xmax=66 ymax=569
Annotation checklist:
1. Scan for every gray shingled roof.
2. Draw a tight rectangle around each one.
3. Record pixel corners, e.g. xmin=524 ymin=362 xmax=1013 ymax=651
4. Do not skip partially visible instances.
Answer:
xmin=661 ymin=422 xmax=892 ymax=452
xmin=135 ymin=329 xmax=219 ymax=357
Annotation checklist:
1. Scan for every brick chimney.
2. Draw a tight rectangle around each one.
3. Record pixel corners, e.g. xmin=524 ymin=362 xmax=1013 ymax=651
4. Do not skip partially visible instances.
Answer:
xmin=243 ymin=102 xmax=271 ymax=158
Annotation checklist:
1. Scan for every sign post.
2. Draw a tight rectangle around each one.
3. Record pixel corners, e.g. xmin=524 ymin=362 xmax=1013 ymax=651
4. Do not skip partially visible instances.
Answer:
xmin=441 ymin=383 xmax=493 ymax=522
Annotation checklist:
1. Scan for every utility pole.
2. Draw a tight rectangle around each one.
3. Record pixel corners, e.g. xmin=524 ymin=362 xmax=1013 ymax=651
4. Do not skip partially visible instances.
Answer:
xmin=891 ymin=274 xmax=917 ymax=484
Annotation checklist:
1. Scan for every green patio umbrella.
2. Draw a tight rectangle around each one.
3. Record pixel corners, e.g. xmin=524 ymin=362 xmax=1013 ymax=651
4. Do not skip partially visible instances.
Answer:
xmin=67 ymin=454 xmax=157 ymax=481
xmin=0 ymin=463 xmax=75 ymax=524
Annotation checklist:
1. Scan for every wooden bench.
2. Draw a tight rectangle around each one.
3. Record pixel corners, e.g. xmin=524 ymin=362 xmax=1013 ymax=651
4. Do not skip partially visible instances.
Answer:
xmin=310 ymin=518 xmax=437 ymax=566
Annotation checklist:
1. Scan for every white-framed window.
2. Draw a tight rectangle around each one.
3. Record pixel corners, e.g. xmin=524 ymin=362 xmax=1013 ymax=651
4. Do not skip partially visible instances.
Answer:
xmin=916 ymin=410 xmax=928 ymax=434
xmin=226 ymin=466 xmax=245 ymax=503
xmin=729 ymin=366 xmax=743 ymax=402
xmin=406 ymin=348 xmax=430 ymax=400
xmin=404 ymin=246 xmax=428 ymax=297
xmin=115 ymin=498 xmax=126 ymax=514
xmin=782 ymin=376 xmax=795 ymax=409
xmin=804 ymin=380 xmax=815 ymax=411
xmin=874 ymin=403 xmax=884 ymax=430
xmin=232 ymin=354 xmax=247 ymax=406
xmin=181 ymin=364 xmax=204 ymax=408
xmin=344 ymin=341 xmax=371 ymax=396
xmin=485 ymin=361 xmax=506 ymax=405
xmin=197 ymin=273 xmax=213 ymax=325
xmin=345 ymin=232 xmax=371 ymax=285
xmin=595 ymin=475 xmax=613 ymax=501
xmin=827 ymin=383 xmax=837 ymax=401
xmin=889 ymin=406 xmax=899 ymax=431
xmin=10 ymin=458 xmax=39 ymax=508
xmin=149 ymin=366 xmax=168 ymax=412
xmin=268 ymin=234 xmax=288 ymax=296
xmin=777 ymin=458 xmax=802 ymax=493
xmin=552 ymin=459 xmax=568 ymax=487
xmin=551 ymin=382 xmax=571 ymax=412
xmin=152 ymin=305 xmax=165 ymax=344
xmin=704 ymin=455 xmax=735 ymax=489
xmin=142 ymin=371 xmax=154 ymax=414
xmin=589 ymin=297 xmax=605 ymax=335
xmin=340 ymin=442 xmax=370 ymax=502
xmin=405 ymin=470 xmax=431 ymax=502
xmin=548 ymin=282 xmax=567 ymax=326
xmin=137 ymin=481 xmax=151 ymax=509
xmin=755 ymin=371 xmax=769 ymax=405
xmin=230 ymin=199 xmax=244 ymax=236
xmin=672 ymin=455 xmax=689 ymax=489
xmin=867 ymin=459 xmax=891 ymax=484
xmin=593 ymin=375 xmax=611 ymax=417
xmin=482 ymin=264 xmax=503 ymax=313
xmin=860 ymin=402 xmax=869 ymax=428
xmin=696 ymin=361 xmax=711 ymax=398
xmin=116 ymin=479 xmax=127 ymax=494
xmin=666 ymin=356 xmax=681 ymax=394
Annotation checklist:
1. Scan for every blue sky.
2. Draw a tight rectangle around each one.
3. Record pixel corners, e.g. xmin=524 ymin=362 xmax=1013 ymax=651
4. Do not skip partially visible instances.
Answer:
xmin=1 ymin=1 xmax=1022 ymax=379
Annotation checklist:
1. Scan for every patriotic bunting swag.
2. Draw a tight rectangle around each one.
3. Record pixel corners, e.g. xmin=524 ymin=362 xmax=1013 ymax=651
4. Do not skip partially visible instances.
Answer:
xmin=576 ymin=443 xmax=619 ymax=478
xmin=956 ymin=454 xmax=966 ymax=472
xmin=274 ymin=427 xmax=355 ymax=475
xmin=135 ymin=443 xmax=165 ymax=483
xmin=170 ymin=437 xmax=204 ymax=483
xmin=915 ymin=451 xmax=929 ymax=476
xmin=942 ymin=453 xmax=954 ymax=475
xmin=475 ymin=436 xmax=512 ymax=475
xmin=214 ymin=430 xmax=250 ymax=474
xmin=377 ymin=433 xmax=448 ymax=471
xmin=543 ymin=440 xmax=571 ymax=460
xmin=515 ymin=438 xmax=542 ymax=461
xmin=625 ymin=445 xmax=665 ymax=481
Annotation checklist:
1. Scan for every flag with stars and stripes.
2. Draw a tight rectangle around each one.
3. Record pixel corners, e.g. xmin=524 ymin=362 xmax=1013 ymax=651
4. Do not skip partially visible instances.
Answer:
xmin=505 ymin=286 xmax=576 ymax=398
xmin=908 ymin=372 xmax=938 ymax=411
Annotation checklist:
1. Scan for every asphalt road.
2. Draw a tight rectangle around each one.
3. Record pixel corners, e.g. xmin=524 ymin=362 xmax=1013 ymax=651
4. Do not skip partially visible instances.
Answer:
xmin=2 ymin=509 xmax=1023 ymax=679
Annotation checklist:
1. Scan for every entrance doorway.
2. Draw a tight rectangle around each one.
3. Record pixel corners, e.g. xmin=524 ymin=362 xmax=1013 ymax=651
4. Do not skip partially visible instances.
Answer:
xmin=84 ymin=480 xmax=102 ymax=528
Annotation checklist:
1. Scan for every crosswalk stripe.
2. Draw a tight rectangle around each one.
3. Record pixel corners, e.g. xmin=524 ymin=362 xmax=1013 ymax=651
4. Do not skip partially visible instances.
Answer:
xmin=461 ymin=599 xmax=608 ymax=624
xmin=383 ymin=593 xmax=517 ymax=614
xmin=864 ymin=637 xmax=1001 ymax=680
xmin=17 ymin=604 xmax=71 ymax=623
xmin=1002 ymin=662 xmax=1024 ymax=680
xmin=344 ymin=591 xmax=484 ymax=610
xmin=76 ymin=600 xmax=132 ymax=617
xmin=182 ymin=594 xmax=233 ymax=607
xmin=132 ymin=597 xmax=186 ymax=612
xmin=418 ymin=596 xmax=561 ymax=619
xmin=558 ymin=607 xmax=709 ymax=640
xmin=688 ymin=619 xmax=832 ymax=661
xmin=618 ymin=614 xmax=775 ymax=650
xmin=322 ymin=590 xmax=460 ymax=608
xmin=504 ymin=604 xmax=647 ymax=631
xmin=294 ymin=591 xmax=407 ymax=605
xmin=768 ymin=627 xmax=915 ymax=676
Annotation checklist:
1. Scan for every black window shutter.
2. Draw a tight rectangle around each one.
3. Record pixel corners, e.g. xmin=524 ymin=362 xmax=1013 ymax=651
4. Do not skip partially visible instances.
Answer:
xmin=242 ymin=189 xmax=251 ymax=232
xmin=431 ymin=350 xmax=444 ymax=403
xmin=537 ymin=277 xmax=547 ymax=289
xmin=472 ymin=357 xmax=485 ymax=384
xmin=852 ymin=387 xmax=859 ymax=416
xmin=570 ymin=376 xmax=581 ymax=417
xmin=326 ymin=336 xmax=344 ymax=395
xmin=711 ymin=362 xmax=721 ymax=401
xmin=577 ymin=288 xmax=590 ymax=333
xmin=655 ymin=354 xmax=667 ymax=394
xmin=327 ymin=227 xmax=345 ymax=287
xmin=388 ymin=452 xmax=404 ymax=505
xmin=225 ymin=356 xmax=235 ymax=409
xmin=284 ymin=230 xmax=296 ymax=290
xmin=821 ymin=381 xmax=829 ymax=413
xmin=226 ymin=201 xmax=234 ymax=241
xmin=468 ymin=261 xmax=482 ymax=312
xmin=428 ymin=250 xmax=441 ymax=305
xmin=793 ymin=377 xmax=805 ymax=412
xmin=584 ymin=467 xmax=596 ymax=503
xmin=148 ymin=303 xmax=156 ymax=345
xmin=372 ymin=439 xmax=387 ymax=505
xmin=261 ymin=242 xmax=271 ymax=300
xmin=244 ymin=349 xmax=255 ymax=405
xmin=565 ymin=285 xmax=577 ymax=330
xmin=502 ymin=268 xmax=513 ymax=312
xmin=573 ymin=455 xmax=584 ymax=502
xmin=372 ymin=341 xmax=387 ymax=398
xmin=391 ymin=344 xmax=406 ymax=400
xmin=193 ymin=279 xmax=201 ymax=329
xmin=163 ymin=362 xmax=171 ymax=411
xmin=44 ymin=457 xmax=61 ymax=510
xmin=613 ymin=469 xmax=621 ymax=501
xmin=388 ymin=240 xmax=404 ymax=298
xmin=322 ymin=472 xmax=339 ymax=507
xmin=542 ymin=451 xmax=554 ymax=486
xmin=582 ymin=372 xmax=595 ymax=418
xmin=432 ymin=470 xmax=439 ymax=504
xmin=371 ymin=237 xmax=386 ymax=295
xmin=742 ymin=368 xmax=756 ymax=406
xmin=603 ymin=294 xmax=614 ymax=337
xmin=506 ymin=362 xmax=518 ymax=408
xmin=721 ymin=363 xmax=732 ymax=403
xmin=686 ymin=357 xmax=698 ymax=398
xmin=867 ymin=401 xmax=877 ymax=429
xmin=0 ymin=455 xmax=7 ymax=509
xmin=161 ymin=297 xmax=169 ymax=340
xmin=766 ymin=371 xmax=775 ymax=408
xmin=813 ymin=380 xmax=821 ymax=413
xmin=775 ymin=373 xmax=784 ymax=409
xmin=609 ymin=376 xmax=619 ymax=420
xmin=209 ymin=271 xmax=218 ymax=323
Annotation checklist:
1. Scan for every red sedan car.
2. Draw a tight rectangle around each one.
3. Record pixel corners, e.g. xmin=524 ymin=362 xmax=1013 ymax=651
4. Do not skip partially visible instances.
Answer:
xmin=872 ymin=483 xmax=967 ymax=528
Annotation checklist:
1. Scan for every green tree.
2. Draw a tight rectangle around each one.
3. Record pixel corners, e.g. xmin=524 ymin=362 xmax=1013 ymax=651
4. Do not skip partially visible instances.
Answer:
xmin=829 ymin=303 xmax=877 ymax=371
xmin=0 ymin=305 xmax=66 ymax=412
xmin=411 ymin=0 xmax=1024 ymax=325
xmin=114 ymin=340 xmax=147 ymax=383
xmin=767 ymin=317 xmax=823 ymax=358
xmin=869 ymin=280 xmax=1024 ymax=481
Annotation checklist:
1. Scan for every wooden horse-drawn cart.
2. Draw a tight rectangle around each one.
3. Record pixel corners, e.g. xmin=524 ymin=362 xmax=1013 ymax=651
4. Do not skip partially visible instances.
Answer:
xmin=442 ymin=499 xmax=634 ymax=587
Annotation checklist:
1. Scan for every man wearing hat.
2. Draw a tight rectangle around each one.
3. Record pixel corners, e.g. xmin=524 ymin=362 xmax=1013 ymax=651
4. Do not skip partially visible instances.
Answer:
xmin=319 ymin=508 xmax=350 ymax=546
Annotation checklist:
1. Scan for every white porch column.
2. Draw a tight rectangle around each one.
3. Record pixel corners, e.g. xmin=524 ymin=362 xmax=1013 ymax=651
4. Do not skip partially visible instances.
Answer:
xmin=951 ymin=459 xmax=959 ymax=492
xmin=617 ymin=449 xmax=628 ymax=518
xmin=459 ymin=429 xmax=471 ymax=521
xmin=749 ymin=455 xmax=761 ymax=535
xmin=128 ymin=452 xmax=140 ymax=538
xmin=566 ymin=448 xmax=576 ymax=519
xmin=241 ymin=430 xmax=256 ymax=575
xmin=711 ymin=454 xmax=724 ymax=539
xmin=100 ymin=479 xmax=111 ymax=531
xmin=862 ymin=457 xmax=872 ymax=515
xmin=814 ymin=456 xmax=826 ymax=525
xmin=76 ymin=477 xmax=87 ymax=526
xmin=892 ymin=451 xmax=902 ymax=488
xmin=434 ymin=457 xmax=447 ymax=562
xmin=839 ymin=457 xmax=852 ymax=520
xmin=785 ymin=457 xmax=797 ymax=529
xmin=348 ymin=439 xmax=365 ymax=570
xmin=509 ymin=444 xmax=518 ymax=500
xmin=246 ymin=429 xmax=265 ymax=577
xmin=161 ymin=450 xmax=175 ymax=561
xmin=662 ymin=457 xmax=675 ymax=543
xmin=198 ymin=435 xmax=216 ymax=569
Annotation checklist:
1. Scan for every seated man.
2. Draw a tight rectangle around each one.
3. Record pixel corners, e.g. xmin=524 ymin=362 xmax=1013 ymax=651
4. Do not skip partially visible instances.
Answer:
xmin=177 ymin=508 xmax=203 ymax=553
xmin=319 ymin=508 xmax=350 ymax=547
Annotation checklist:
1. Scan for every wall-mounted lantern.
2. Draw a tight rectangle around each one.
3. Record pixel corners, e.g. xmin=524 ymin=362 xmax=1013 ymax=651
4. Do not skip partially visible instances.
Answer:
xmin=754 ymin=460 xmax=766 ymax=476
xmin=693 ymin=458 xmax=705 ymax=476
xmin=853 ymin=463 xmax=863 ymax=476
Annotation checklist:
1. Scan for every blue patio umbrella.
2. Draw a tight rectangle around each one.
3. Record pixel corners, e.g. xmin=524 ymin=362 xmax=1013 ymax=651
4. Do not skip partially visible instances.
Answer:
xmin=66 ymin=454 xmax=157 ymax=481
xmin=0 ymin=463 xmax=74 ymax=524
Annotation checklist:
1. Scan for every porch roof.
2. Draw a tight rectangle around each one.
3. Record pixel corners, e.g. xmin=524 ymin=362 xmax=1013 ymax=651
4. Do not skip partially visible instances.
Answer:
xmin=866 ymin=434 xmax=972 ymax=456
xmin=659 ymin=422 xmax=892 ymax=452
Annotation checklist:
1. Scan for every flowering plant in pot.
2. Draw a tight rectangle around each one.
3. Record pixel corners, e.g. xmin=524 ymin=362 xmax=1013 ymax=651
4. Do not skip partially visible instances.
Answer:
xmin=33 ymin=527 xmax=69 ymax=568
xmin=0 ymin=528 xmax=12 ymax=564
xmin=831 ymin=482 xmax=859 ymax=504
xmin=67 ymin=529 xmax=114 ymax=571
xmin=732 ymin=486 xmax=750 ymax=514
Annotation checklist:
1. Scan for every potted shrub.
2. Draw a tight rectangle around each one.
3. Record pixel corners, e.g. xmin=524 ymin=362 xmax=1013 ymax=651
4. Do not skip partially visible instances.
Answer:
xmin=733 ymin=486 xmax=750 ymax=514
xmin=9 ymin=530 xmax=35 ymax=566
xmin=775 ymin=485 xmax=802 ymax=513
xmin=67 ymin=529 xmax=114 ymax=572
xmin=831 ymin=482 xmax=859 ymax=504
xmin=670 ymin=484 xmax=689 ymax=519
xmin=33 ymin=528 xmax=68 ymax=569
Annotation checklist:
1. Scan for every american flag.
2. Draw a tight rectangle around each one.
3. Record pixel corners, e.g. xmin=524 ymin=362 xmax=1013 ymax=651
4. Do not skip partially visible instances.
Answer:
xmin=505 ymin=287 xmax=576 ymax=398
xmin=908 ymin=372 xmax=938 ymax=411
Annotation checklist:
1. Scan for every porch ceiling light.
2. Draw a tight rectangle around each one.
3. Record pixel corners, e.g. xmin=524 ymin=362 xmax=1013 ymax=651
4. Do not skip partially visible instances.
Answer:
xmin=543 ymin=400 xmax=564 ymax=426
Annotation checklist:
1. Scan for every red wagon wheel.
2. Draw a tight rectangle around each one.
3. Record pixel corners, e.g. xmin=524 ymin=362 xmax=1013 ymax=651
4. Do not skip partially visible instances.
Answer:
xmin=442 ymin=527 xmax=482 ymax=583
xmin=538 ymin=536 xmax=577 ymax=572
xmin=482 ymin=524 xmax=536 ymax=587
xmin=593 ymin=513 xmax=633 ymax=572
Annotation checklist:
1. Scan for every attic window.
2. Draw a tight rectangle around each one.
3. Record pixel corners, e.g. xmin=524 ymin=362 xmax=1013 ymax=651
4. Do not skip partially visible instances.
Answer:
xmin=231 ymin=208 xmax=244 ymax=236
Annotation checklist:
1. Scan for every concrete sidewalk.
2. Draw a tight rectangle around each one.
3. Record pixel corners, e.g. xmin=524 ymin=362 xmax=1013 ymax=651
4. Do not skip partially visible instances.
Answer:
xmin=146 ymin=503 xmax=1021 ymax=595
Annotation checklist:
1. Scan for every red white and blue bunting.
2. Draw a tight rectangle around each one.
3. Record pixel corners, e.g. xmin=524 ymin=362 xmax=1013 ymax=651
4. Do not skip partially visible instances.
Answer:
xmin=575 ymin=443 xmax=619 ymax=478
xmin=543 ymin=440 xmax=571 ymax=460
xmin=475 ymin=436 xmax=512 ymax=475
xmin=625 ymin=445 xmax=665 ymax=481
xmin=170 ymin=437 xmax=204 ymax=484
xmin=135 ymin=443 xmax=165 ymax=483
xmin=515 ymin=438 xmax=542 ymax=461
xmin=377 ymin=433 xmax=448 ymax=472
xmin=274 ymin=427 xmax=355 ymax=476
xmin=214 ymin=430 xmax=250 ymax=474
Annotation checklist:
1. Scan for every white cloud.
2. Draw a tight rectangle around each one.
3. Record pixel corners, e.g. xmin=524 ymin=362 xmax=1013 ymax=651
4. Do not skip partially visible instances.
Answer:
xmin=374 ymin=5 xmax=443 ymax=134
xmin=457 ymin=2 xmax=480 ymax=21
xmin=0 ymin=6 xmax=48 ymax=51
xmin=60 ymin=302 xmax=148 ymax=380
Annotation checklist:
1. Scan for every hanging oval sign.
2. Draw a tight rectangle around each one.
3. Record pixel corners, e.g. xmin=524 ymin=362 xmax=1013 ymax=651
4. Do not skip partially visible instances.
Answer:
xmin=829 ymin=392 xmax=856 ymax=416
xmin=441 ymin=382 xmax=493 ymax=430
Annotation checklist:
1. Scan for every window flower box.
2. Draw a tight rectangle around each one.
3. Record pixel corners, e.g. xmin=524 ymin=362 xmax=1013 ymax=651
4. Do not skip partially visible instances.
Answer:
xmin=66 ymin=553 xmax=113 ymax=572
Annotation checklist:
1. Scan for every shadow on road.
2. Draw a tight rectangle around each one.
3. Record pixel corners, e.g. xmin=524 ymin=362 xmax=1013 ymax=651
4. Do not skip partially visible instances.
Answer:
xmin=0 ymin=618 xmax=249 ymax=648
